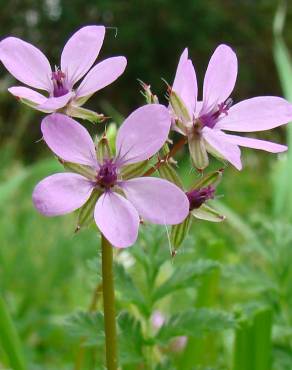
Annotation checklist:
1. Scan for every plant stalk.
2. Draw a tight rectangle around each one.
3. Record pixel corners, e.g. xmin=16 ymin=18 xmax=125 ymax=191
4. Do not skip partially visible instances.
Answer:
xmin=101 ymin=234 xmax=118 ymax=370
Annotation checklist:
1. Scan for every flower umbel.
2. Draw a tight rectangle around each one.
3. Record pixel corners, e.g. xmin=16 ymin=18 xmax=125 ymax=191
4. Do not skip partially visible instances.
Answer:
xmin=0 ymin=26 xmax=127 ymax=118
xmin=32 ymin=107 xmax=189 ymax=248
xmin=170 ymin=45 xmax=292 ymax=170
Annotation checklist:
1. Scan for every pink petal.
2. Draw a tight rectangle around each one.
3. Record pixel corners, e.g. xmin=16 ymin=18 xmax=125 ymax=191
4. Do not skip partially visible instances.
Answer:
xmin=116 ymin=104 xmax=171 ymax=165
xmin=32 ymin=173 xmax=94 ymax=216
xmin=202 ymin=44 xmax=237 ymax=114
xmin=8 ymin=86 xmax=47 ymax=105
xmin=94 ymin=192 xmax=139 ymax=248
xmin=0 ymin=37 xmax=52 ymax=91
xmin=172 ymin=48 xmax=197 ymax=117
xmin=61 ymin=25 xmax=105 ymax=86
xmin=203 ymin=127 xmax=242 ymax=170
xmin=120 ymin=177 xmax=189 ymax=224
xmin=41 ymin=113 xmax=98 ymax=168
xmin=216 ymin=97 xmax=292 ymax=132
xmin=37 ymin=91 xmax=73 ymax=111
xmin=222 ymin=133 xmax=287 ymax=153
xmin=76 ymin=56 xmax=127 ymax=99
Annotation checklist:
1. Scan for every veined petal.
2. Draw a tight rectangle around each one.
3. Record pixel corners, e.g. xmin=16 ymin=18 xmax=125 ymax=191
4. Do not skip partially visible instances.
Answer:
xmin=202 ymin=44 xmax=237 ymax=114
xmin=222 ymin=133 xmax=287 ymax=153
xmin=8 ymin=86 xmax=47 ymax=106
xmin=172 ymin=48 xmax=197 ymax=118
xmin=94 ymin=192 xmax=139 ymax=248
xmin=203 ymin=127 xmax=242 ymax=170
xmin=32 ymin=173 xmax=94 ymax=216
xmin=37 ymin=91 xmax=73 ymax=111
xmin=41 ymin=113 xmax=98 ymax=167
xmin=0 ymin=37 xmax=52 ymax=91
xmin=216 ymin=96 xmax=292 ymax=132
xmin=76 ymin=56 xmax=127 ymax=99
xmin=61 ymin=25 xmax=105 ymax=86
xmin=121 ymin=177 xmax=189 ymax=225
xmin=116 ymin=104 xmax=171 ymax=165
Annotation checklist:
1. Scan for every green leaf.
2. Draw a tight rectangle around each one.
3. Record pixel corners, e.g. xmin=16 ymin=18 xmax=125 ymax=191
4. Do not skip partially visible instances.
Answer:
xmin=0 ymin=295 xmax=27 ymax=370
xmin=156 ymin=308 xmax=235 ymax=343
xmin=170 ymin=214 xmax=191 ymax=250
xmin=63 ymin=310 xmax=104 ymax=346
xmin=115 ymin=264 xmax=148 ymax=315
xmin=152 ymin=260 xmax=220 ymax=302
xmin=118 ymin=312 xmax=144 ymax=365
xmin=191 ymin=204 xmax=225 ymax=223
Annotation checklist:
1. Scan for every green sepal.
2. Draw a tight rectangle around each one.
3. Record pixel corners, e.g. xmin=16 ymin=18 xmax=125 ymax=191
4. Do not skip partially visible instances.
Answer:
xmin=169 ymin=90 xmax=191 ymax=123
xmin=188 ymin=136 xmax=209 ymax=170
xmin=96 ymin=135 xmax=112 ymax=163
xmin=105 ymin=123 xmax=117 ymax=154
xmin=138 ymin=79 xmax=159 ymax=104
xmin=191 ymin=204 xmax=225 ymax=222
xmin=158 ymin=163 xmax=184 ymax=188
xmin=171 ymin=214 xmax=191 ymax=250
xmin=66 ymin=105 xmax=105 ymax=124
xmin=16 ymin=96 xmax=50 ymax=113
xmin=76 ymin=189 xmax=101 ymax=231
xmin=160 ymin=143 xmax=170 ymax=156
xmin=60 ymin=160 xmax=96 ymax=180
xmin=190 ymin=168 xmax=224 ymax=191
xmin=120 ymin=160 xmax=149 ymax=180
xmin=205 ymin=139 xmax=227 ymax=163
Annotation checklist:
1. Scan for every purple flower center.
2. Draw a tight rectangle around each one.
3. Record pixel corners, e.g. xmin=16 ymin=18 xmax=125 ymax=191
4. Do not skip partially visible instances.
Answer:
xmin=96 ymin=160 xmax=118 ymax=189
xmin=51 ymin=68 xmax=69 ymax=97
xmin=199 ymin=98 xmax=233 ymax=129
xmin=186 ymin=185 xmax=215 ymax=210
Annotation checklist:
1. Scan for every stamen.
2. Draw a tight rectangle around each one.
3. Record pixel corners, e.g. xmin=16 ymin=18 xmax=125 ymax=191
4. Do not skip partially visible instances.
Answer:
xmin=51 ymin=67 xmax=69 ymax=97
xmin=96 ymin=159 xmax=118 ymax=189
xmin=186 ymin=185 xmax=215 ymax=210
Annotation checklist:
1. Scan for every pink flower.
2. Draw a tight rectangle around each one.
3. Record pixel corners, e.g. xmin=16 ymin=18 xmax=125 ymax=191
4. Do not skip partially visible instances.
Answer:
xmin=0 ymin=26 xmax=127 ymax=116
xmin=32 ymin=106 xmax=189 ymax=248
xmin=171 ymin=45 xmax=292 ymax=170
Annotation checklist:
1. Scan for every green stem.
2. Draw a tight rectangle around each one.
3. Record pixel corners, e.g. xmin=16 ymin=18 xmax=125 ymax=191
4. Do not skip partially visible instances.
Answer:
xmin=101 ymin=234 xmax=118 ymax=370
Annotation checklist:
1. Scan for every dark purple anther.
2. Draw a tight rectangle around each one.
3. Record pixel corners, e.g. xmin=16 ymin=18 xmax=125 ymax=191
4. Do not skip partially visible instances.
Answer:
xmin=186 ymin=185 xmax=215 ymax=210
xmin=97 ymin=160 xmax=118 ymax=189
xmin=200 ymin=98 xmax=233 ymax=129
xmin=52 ymin=68 xmax=69 ymax=97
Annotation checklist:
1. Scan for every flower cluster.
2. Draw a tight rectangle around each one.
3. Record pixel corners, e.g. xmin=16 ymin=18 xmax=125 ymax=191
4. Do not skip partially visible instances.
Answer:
xmin=1 ymin=26 xmax=292 ymax=249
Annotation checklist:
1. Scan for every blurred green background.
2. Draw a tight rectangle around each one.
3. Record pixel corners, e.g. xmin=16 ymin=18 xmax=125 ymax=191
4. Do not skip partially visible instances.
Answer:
xmin=1 ymin=1 xmax=292 ymax=369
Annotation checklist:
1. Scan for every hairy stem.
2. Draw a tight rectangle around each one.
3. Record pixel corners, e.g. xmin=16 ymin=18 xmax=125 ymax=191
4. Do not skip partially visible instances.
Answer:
xmin=143 ymin=136 xmax=187 ymax=176
xmin=102 ymin=234 xmax=118 ymax=370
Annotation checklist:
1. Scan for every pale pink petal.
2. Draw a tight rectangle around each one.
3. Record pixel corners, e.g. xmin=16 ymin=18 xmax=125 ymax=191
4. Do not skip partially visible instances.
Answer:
xmin=172 ymin=48 xmax=197 ymax=117
xmin=32 ymin=173 xmax=94 ymax=216
xmin=0 ymin=37 xmax=52 ymax=91
xmin=41 ymin=113 xmax=98 ymax=167
xmin=8 ymin=86 xmax=47 ymax=105
xmin=94 ymin=192 xmax=139 ymax=248
xmin=202 ymin=44 xmax=237 ymax=114
xmin=61 ymin=25 xmax=105 ymax=86
xmin=116 ymin=104 xmax=171 ymax=165
xmin=76 ymin=56 xmax=127 ymax=98
xmin=203 ymin=127 xmax=242 ymax=170
xmin=216 ymin=97 xmax=292 ymax=132
xmin=120 ymin=177 xmax=189 ymax=224
xmin=37 ymin=91 xmax=73 ymax=111
xmin=222 ymin=133 xmax=287 ymax=153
